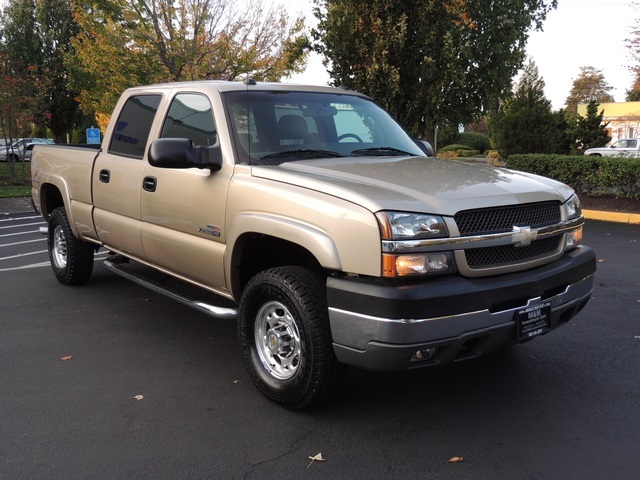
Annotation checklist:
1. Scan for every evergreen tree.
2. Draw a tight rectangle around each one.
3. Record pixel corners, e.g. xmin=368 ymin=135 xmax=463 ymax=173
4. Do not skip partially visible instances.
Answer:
xmin=573 ymin=100 xmax=611 ymax=152
xmin=488 ymin=60 xmax=559 ymax=158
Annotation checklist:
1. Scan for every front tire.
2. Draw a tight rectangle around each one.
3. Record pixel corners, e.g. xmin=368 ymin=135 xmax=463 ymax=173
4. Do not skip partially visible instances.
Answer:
xmin=48 ymin=207 xmax=94 ymax=285
xmin=238 ymin=267 xmax=346 ymax=409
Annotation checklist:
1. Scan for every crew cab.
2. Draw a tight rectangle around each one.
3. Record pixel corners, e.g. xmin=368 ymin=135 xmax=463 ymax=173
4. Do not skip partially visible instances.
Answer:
xmin=31 ymin=80 xmax=596 ymax=408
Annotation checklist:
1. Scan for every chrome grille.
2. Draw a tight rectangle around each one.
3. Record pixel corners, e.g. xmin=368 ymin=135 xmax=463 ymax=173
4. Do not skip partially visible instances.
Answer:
xmin=454 ymin=202 xmax=564 ymax=271
xmin=465 ymin=236 xmax=562 ymax=268
xmin=455 ymin=202 xmax=561 ymax=236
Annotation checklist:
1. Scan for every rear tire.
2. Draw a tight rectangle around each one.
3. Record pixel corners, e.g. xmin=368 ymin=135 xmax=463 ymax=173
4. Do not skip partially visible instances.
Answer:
xmin=48 ymin=207 xmax=94 ymax=285
xmin=238 ymin=266 xmax=346 ymax=409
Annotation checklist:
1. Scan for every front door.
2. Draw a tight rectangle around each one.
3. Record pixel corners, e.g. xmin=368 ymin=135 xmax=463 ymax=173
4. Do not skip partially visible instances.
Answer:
xmin=140 ymin=92 xmax=231 ymax=293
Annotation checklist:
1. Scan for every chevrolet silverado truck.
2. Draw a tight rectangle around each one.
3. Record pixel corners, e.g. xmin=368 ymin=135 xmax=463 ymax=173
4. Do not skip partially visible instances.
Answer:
xmin=584 ymin=138 xmax=640 ymax=157
xmin=31 ymin=80 xmax=596 ymax=409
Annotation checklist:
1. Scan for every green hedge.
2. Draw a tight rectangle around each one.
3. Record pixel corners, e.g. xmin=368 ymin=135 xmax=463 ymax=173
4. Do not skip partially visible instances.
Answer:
xmin=506 ymin=154 xmax=640 ymax=199
xmin=458 ymin=132 xmax=492 ymax=153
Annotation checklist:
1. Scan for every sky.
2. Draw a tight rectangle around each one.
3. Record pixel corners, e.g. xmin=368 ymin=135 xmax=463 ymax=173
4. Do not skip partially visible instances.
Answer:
xmin=282 ymin=0 xmax=639 ymax=111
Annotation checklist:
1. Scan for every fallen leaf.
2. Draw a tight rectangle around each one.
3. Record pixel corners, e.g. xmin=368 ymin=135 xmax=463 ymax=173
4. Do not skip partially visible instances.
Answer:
xmin=134 ymin=395 xmax=144 ymax=400
xmin=307 ymin=453 xmax=326 ymax=468
xmin=60 ymin=356 xmax=73 ymax=361
xmin=448 ymin=456 xmax=464 ymax=463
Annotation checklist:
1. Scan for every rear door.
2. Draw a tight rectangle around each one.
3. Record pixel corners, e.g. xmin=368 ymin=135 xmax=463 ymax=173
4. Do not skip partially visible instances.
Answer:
xmin=92 ymin=94 xmax=162 ymax=259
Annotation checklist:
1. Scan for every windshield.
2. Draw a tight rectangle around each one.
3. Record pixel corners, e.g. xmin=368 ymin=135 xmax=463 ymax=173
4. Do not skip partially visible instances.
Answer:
xmin=224 ymin=90 xmax=425 ymax=164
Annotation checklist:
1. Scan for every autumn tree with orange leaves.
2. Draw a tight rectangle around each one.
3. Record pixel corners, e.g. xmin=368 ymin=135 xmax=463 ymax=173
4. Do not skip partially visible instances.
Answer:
xmin=68 ymin=0 xmax=309 ymax=126
xmin=313 ymin=0 xmax=558 ymax=144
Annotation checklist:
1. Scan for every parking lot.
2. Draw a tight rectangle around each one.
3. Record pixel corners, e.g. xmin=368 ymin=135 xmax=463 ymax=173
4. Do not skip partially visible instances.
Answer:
xmin=1 ymin=208 xmax=639 ymax=479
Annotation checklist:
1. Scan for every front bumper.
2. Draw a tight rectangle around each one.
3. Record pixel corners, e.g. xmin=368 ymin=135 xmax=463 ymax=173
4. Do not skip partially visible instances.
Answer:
xmin=327 ymin=246 xmax=596 ymax=370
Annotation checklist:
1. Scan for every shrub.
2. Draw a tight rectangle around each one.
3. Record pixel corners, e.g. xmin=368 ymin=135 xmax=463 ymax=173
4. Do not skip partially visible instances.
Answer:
xmin=458 ymin=132 xmax=491 ymax=153
xmin=439 ymin=144 xmax=473 ymax=153
xmin=506 ymin=154 xmax=640 ymax=199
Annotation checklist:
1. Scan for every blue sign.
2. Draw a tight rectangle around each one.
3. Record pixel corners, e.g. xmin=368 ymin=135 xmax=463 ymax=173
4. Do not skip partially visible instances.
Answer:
xmin=86 ymin=127 xmax=101 ymax=144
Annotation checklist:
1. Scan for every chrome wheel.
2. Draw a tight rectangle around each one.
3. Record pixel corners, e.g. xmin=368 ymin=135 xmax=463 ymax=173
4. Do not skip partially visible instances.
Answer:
xmin=51 ymin=225 xmax=68 ymax=269
xmin=254 ymin=301 xmax=301 ymax=380
xmin=47 ymin=208 xmax=94 ymax=285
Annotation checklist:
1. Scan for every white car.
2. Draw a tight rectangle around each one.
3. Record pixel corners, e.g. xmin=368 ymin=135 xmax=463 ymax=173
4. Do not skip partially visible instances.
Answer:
xmin=584 ymin=138 xmax=640 ymax=157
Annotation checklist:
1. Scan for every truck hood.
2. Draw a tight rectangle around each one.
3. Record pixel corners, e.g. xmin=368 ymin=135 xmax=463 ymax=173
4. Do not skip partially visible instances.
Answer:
xmin=251 ymin=156 xmax=575 ymax=216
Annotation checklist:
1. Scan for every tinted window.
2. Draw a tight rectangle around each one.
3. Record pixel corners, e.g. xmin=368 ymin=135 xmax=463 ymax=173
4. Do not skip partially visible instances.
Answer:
xmin=109 ymin=95 xmax=162 ymax=158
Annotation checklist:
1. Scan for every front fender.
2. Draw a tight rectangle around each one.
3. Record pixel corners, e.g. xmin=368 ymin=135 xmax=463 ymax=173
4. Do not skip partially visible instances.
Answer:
xmin=226 ymin=212 xmax=342 ymax=273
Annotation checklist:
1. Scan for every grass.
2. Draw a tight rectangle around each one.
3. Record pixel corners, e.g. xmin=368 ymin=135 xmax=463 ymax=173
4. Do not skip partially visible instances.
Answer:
xmin=0 ymin=185 xmax=31 ymax=198
xmin=0 ymin=161 xmax=31 ymax=198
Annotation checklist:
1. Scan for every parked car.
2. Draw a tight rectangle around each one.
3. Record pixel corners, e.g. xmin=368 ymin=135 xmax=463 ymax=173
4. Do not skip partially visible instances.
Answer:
xmin=584 ymin=138 xmax=640 ymax=157
xmin=0 ymin=138 xmax=54 ymax=162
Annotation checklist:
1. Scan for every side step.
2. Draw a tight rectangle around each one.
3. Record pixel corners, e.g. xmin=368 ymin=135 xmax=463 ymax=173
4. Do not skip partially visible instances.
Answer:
xmin=103 ymin=257 xmax=238 ymax=320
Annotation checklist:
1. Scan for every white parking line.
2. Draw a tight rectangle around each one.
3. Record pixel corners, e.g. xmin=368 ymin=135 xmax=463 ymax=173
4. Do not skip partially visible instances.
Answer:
xmin=0 ymin=215 xmax=42 ymax=222
xmin=0 ymin=222 xmax=45 ymax=230
xmin=0 ymin=261 xmax=52 ymax=271
xmin=0 ymin=230 xmax=43 ymax=238
xmin=0 ymin=253 xmax=109 ymax=272
xmin=0 ymin=238 xmax=46 ymax=248
xmin=0 ymin=249 xmax=48 ymax=261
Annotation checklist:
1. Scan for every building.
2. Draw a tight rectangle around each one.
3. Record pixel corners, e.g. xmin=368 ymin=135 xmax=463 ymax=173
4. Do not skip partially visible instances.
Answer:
xmin=577 ymin=101 xmax=640 ymax=143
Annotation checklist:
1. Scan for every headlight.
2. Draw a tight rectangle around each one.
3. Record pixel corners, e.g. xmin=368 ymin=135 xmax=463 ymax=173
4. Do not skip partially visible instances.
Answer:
xmin=382 ymin=252 xmax=455 ymax=277
xmin=564 ymin=194 xmax=582 ymax=220
xmin=376 ymin=211 xmax=448 ymax=239
xmin=563 ymin=195 xmax=583 ymax=251
xmin=376 ymin=211 xmax=453 ymax=277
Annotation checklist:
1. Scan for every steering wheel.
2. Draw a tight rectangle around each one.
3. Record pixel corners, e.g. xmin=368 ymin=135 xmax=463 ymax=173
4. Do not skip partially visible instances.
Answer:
xmin=337 ymin=133 xmax=363 ymax=143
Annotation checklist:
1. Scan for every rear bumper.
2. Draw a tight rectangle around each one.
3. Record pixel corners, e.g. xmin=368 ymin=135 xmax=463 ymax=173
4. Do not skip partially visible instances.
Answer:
xmin=327 ymin=246 xmax=596 ymax=370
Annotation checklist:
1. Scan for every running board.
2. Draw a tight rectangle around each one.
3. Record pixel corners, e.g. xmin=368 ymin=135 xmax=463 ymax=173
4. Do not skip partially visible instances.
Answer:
xmin=102 ymin=257 xmax=238 ymax=320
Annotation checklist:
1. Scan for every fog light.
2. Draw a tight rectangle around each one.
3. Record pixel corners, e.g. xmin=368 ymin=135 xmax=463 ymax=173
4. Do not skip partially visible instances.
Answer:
xmin=411 ymin=347 xmax=439 ymax=362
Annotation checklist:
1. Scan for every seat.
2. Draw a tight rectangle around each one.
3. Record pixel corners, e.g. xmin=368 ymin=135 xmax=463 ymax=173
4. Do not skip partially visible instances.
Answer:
xmin=278 ymin=115 xmax=308 ymax=145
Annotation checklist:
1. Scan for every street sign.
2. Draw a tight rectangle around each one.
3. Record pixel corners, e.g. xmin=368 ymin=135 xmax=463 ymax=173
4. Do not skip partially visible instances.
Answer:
xmin=86 ymin=127 xmax=101 ymax=144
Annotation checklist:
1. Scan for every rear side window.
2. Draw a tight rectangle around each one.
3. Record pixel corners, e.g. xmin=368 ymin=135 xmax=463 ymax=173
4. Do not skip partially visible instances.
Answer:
xmin=109 ymin=94 xmax=162 ymax=158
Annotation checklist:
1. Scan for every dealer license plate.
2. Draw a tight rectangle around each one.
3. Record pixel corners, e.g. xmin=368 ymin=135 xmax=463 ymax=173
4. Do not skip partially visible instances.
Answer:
xmin=516 ymin=302 xmax=551 ymax=341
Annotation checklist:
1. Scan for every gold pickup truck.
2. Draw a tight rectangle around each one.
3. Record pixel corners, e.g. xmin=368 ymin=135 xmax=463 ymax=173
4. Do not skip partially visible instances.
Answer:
xmin=31 ymin=81 xmax=596 ymax=408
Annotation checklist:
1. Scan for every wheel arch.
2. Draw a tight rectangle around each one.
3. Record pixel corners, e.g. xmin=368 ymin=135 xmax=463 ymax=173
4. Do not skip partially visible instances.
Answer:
xmin=226 ymin=213 xmax=342 ymax=300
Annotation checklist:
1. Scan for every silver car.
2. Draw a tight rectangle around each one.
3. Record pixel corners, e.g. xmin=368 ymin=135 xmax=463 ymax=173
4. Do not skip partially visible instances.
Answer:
xmin=0 ymin=138 xmax=54 ymax=162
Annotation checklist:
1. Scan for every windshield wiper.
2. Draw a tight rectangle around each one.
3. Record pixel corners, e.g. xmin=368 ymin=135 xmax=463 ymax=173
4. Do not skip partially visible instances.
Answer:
xmin=351 ymin=147 xmax=414 ymax=156
xmin=260 ymin=149 xmax=344 ymax=160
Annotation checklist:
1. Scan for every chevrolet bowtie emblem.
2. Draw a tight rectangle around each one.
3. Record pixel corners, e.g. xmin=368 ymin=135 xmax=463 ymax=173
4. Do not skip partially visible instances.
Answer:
xmin=512 ymin=225 xmax=537 ymax=247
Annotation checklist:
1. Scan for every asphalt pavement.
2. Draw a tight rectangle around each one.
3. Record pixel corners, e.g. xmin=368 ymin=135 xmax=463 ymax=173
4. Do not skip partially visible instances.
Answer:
xmin=1 ymin=199 xmax=639 ymax=479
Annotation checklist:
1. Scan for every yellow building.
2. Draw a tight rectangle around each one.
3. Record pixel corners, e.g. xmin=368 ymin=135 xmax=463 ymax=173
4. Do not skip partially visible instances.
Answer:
xmin=577 ymin=101 xmax=640 ymax=142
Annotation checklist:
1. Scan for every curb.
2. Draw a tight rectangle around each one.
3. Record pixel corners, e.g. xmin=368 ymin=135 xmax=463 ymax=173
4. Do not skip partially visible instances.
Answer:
xmin=583 ymin=209 xmax=640 ymax=225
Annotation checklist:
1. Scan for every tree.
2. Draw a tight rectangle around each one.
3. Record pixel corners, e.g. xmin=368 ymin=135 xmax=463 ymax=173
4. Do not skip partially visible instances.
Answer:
xmin=312 ymin=0 xmax=557 ymax=142
xmin=68 ymin=0 xmax=308 ymax=122
xmin=1 ymin=0 xmax=81 ymax=143
xmin=564 ymin=66 xmax=614 ymax=119
xmin=488 ymin=59 xmax=559 ymax=158
xmin=573 ymin=100 xmax=610 ymax=152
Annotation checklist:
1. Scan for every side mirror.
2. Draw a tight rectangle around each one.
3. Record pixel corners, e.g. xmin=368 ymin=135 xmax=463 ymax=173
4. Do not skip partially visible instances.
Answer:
xmin=413 ymin=138 xmax=434 ymax=157
xmin=148 ymin=138 xmax=223 ymax=171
